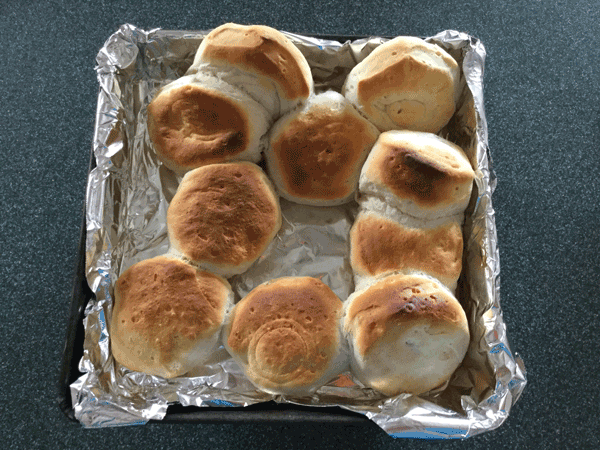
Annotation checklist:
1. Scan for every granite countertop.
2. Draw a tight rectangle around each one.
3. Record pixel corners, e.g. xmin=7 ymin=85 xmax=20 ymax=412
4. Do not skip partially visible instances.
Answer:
xmin=1 ymin=1 xmax=599 ymax=448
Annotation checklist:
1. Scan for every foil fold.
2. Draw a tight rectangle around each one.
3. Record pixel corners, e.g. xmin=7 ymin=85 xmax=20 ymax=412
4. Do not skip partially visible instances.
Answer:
xmin=72 ymin=24 xmax=526 ymax=437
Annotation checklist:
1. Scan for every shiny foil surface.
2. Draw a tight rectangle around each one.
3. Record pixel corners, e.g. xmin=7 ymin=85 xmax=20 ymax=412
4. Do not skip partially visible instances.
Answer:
xmin=72 ymin=24 xmax=527 ymax=437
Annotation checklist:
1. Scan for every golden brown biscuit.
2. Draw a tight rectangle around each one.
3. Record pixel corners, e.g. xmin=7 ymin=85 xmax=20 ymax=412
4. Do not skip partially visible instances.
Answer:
xmin=223 ymin=277 xmax=348 ymax=396
xmin=110 ymin=256 xmax=234 ymax=378
xmin=359 ymin=131 xmax=475 ymax=221
xmin=343 ymin=36 xmax=460 ymax=133
xmin=188 ymin=23 xmax=313 ymax=119
xmin=147 ymin=74 xmax=270 ymax=174
xmin=349 ymin=210 xmax=463 ymax=291
xmin=343 ymin=273 xmax=469 ymax=396
xmin=166 ymin=162 xmax=282 ymax=277
xmin=266 ymin=91 xmax=380 ymax=206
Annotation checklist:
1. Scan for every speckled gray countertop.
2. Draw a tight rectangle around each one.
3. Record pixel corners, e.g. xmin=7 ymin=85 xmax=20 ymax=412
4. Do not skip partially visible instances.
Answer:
xmin=1 ymin=1 xmax=599 ymax=448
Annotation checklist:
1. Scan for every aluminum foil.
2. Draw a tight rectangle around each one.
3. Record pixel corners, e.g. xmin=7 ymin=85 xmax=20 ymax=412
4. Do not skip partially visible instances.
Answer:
xmin=71 ymin=24 xmax=527 ymax=437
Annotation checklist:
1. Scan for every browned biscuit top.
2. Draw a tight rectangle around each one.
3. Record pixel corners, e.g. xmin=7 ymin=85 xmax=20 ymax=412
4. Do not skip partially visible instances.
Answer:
xmin=113 ymin=256 xmax=231 ymax=363
xmin=147 ymin=83 xmax=248 ymax=170
xmin=355 ymin=37 xmax=458 ymax=106
xmin=367 ymin=132 xmax=474 ymax=208
xmin=345 ymin=274 xmax=465 ymax=356
xmin=199 ymin=23 xmax=311 ymax=101
xmin=271 ymin=107 xmax=377 ymax=201
xmin=349 ymin=212 xmax=463 ymax=282
xmin=227 ymin=277 xmax=343 ymax=387
xmin=167 ymin=162 xmax=281 ymax=267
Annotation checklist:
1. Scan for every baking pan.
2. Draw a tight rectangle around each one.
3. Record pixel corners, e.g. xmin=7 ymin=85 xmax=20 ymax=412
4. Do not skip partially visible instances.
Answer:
xmin=59 ymin=26 xmax=526 ymax=437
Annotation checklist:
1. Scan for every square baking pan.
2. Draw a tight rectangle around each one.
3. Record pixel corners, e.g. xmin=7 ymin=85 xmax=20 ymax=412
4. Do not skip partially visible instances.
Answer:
xmin=58 ymin=25 xmax=526 ymax=437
